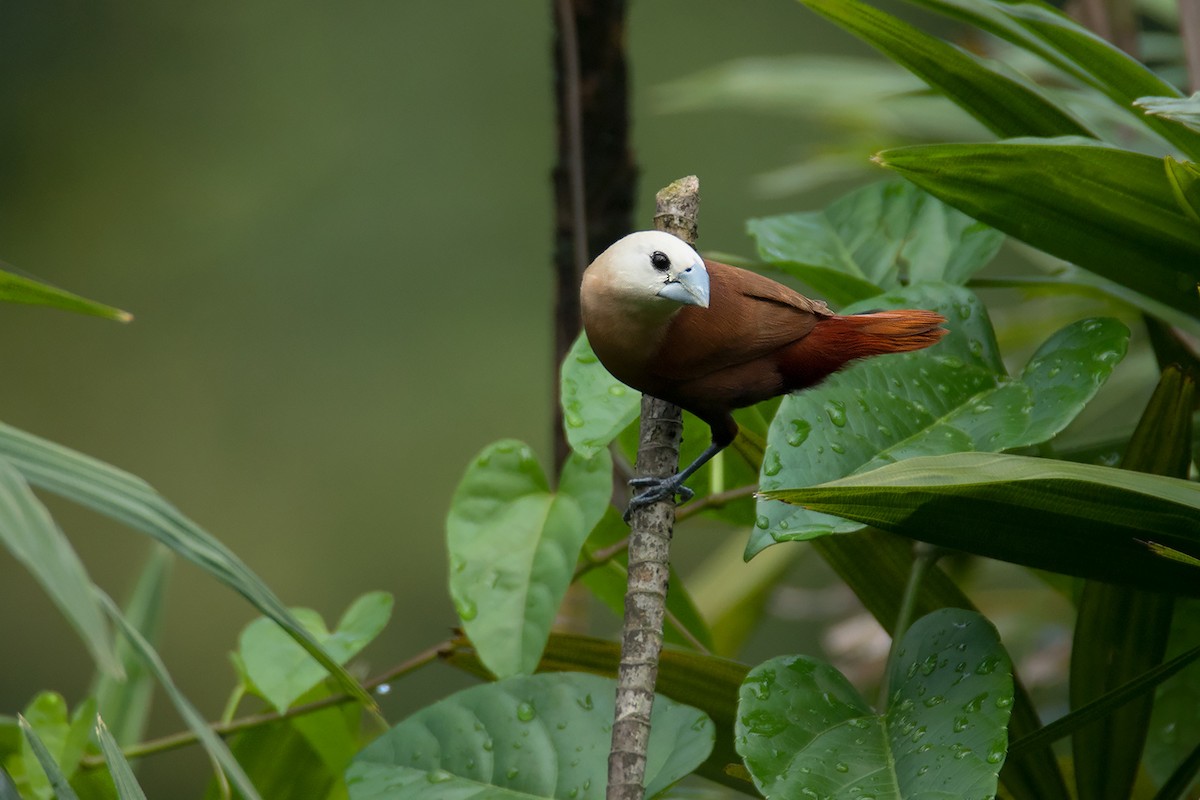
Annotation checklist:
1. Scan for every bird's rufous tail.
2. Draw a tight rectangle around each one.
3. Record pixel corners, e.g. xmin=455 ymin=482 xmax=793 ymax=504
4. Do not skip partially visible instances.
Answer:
xmin=778 ymin=309 xmax=948 ymax=390
xmin=832 ymin=309 xmax=948 ymax=356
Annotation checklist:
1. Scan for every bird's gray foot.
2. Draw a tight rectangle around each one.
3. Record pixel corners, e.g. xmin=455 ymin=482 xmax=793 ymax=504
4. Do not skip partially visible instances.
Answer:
xmin=623 ymin=475 xmax=694 ymax=522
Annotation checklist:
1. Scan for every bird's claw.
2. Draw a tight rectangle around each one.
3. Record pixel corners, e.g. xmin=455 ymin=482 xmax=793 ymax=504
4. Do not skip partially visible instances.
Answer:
xmin=622 ymin=475 xmax=694 ymax=523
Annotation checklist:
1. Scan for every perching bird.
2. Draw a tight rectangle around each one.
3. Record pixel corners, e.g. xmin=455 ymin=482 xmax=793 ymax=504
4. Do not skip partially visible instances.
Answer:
xmin=580 ymin=230 xmax=947 ymax=518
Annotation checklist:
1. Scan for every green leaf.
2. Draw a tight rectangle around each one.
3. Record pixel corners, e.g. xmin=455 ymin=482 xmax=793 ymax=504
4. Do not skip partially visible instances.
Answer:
xmin=204 ymin=717 xmax=337 ymax=800
xmin=0 ymin=420 xmax=374 ymax=710
xmin=0 ymin=265 xmax=131 ymax=323
xmin=1147 ymin=605 xmax=1200 ymax=797
xmin=0 ymin=459 xmax=120 ymax=676
xmin=95 ymin=718 xmax=148 ymax=800
xmin=9 ymin=694 xmax=93 ymax=800
xmin=748 ymin=182 xmax=1003 ymax=304
xmin=798 ymin=0 xmax=1093 ymax=140
xmin=17 ymin=715 xmax=80 ymax=800
xmin=763 ymin=452 xmax=1200 ymax=593
xmin=97 ymin=589 xmax=263 ymax=800
xmin=995 ymin=3 xmax=1198 ymax=157
xmin=735 ymin=608 xmax=1013 ymax=799
xmin=346 ymin=672 xmax=714 ymax=800
xmin=0 ymin=767 xmax=19 ymax=800
xmin=749 ymin=282 xmax=1126 ymax=556
xmin=442 ymin=633 xmax=755 ymax=796
xmin=809 ymin=531 xmax=1068 ymax=799
xmin=1164 ymin=156 xmax=1200 ymax=225
xmin=90 ymin=545 xmax=173 ymax=747
xmin=561 ymin=334 xmax=640 ymax=459
xmin=1074 ymin=366 xmax=1194 ymax=800
xmin=876 ymin=142 xmax=1200 ymax=320
xmin=1137 ymin=93 xmax=1200 ymax=133
xmin=448 ymin=441 xmax=612 ymax=678
xmin=896 ymin=0 xmax=1197 ymax=157
xmin=237 ymin=591 xmax=393 ymax=714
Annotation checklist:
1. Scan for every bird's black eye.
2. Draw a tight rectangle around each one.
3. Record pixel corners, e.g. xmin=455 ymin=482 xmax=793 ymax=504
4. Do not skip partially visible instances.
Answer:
xmin=650 ymin=251 xmax=671 ymax=271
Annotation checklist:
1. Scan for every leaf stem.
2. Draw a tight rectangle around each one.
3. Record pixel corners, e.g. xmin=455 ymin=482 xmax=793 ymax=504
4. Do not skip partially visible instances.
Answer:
xmin=78 ymin=639 xmax=451 ymax=769
xmin=881 ymin=542 xmax=945 ymax=704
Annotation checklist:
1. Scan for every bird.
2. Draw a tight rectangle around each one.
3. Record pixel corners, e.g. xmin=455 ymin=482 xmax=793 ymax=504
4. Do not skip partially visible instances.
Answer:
xmin=579 ymin=230 xmax=948 ymax=519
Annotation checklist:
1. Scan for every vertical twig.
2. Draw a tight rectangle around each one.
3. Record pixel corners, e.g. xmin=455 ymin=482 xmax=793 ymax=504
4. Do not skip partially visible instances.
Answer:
xmin=607 ymin=176 xmax=699 ymax=800
xmin=1180 ymin=0 xmax=1200 ymax=93
xmin=551 ymin=0 xmax=635 ymax=472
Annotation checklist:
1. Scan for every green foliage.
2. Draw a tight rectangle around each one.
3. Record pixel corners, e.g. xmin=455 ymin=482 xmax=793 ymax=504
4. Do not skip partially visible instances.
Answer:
xmin=94 ymin=720 xmax=146 ymax=800
xmin=763 ymin=452 xmax=1200 ymax=591
xmin=0 ymin=265 xmax=131 ymax=323
xmin=877 ymin=142 xmax=1200 ymax=318
xmin=746 ymin=180 xmax=1004 ymax=303
xmin=7 ymin=695 xmax=93 ymax=800
xmin=447 ymin=441 xmax=611 ymax=678
xmin=346 ymin=672 xmax=714 ymax=799
xmin=736 ymin=609 xmax=1013 ymax=799
xmin=4 ymin=0 xmax=1199 ymax=796
xmin=0 ymin=460 xmax=120 ymax=677
xmin=235 ymin=592 xmax=393 ymax=714
xmin=0 ymin=420 xmax=373 ymax=710
xmin=750 ymin=285 xmax=1127 ymax=555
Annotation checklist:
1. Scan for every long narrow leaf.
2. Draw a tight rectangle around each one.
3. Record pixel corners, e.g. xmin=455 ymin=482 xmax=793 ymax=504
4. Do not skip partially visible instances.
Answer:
xmin=1010 ymin=644 xmax=1200 ymax=759
xmin=1071 ymin=366 xmax=1193 ymax=800
xmin=90 ymin=545 xmax=173 ymax=747
xmin=764 ymin=452 xmax=1200 ymax=594
xmin=94 ymin=718 xmax=148 ymax=800
xmin=799 ymin=0 xmax=1093 ymax=139
xmin=0 ymin=421 xmax=373 ymax=709
xmin=17 ymin=716 xmax=80 ymax=800
xmin=0 ymin=265 xmax=131 ymax=323
xmin=0 ymin=767 xmax=19 ymax=800
xmin=897 ymin=0 xmax=1198 ymax=157
xmin=0 ymin=459 xmax=120 ymax=676
xmin=96 ymin=589 xmax=263 ymax=800
xmin=877 ymin=142 xmax=1200 ymax=320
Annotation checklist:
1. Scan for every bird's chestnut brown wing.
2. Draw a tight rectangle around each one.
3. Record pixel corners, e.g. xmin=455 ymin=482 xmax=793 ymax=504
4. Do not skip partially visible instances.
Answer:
xmin=649 ymin=260 xmax=830 ymax=382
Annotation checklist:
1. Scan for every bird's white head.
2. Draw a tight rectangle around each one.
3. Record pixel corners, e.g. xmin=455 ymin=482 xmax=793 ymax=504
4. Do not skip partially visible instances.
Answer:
xmin=584 ymin=230 xmax=710 ymax=310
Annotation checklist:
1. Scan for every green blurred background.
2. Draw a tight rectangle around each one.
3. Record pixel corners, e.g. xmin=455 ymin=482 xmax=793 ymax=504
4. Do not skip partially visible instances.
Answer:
xmin=0 ymin=0 xmax=871 ymax=791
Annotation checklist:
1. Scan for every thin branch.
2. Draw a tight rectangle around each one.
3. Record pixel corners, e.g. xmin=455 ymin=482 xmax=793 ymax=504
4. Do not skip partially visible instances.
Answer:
xmin=676 ymin=483 xmax=758 ymax=521
xmin=1181 ymin=0 xmax=1200 ymax=93
xmin=606 ymin=175 xmax=699 ymax=800
xmin=79 ymin=640 xmax=451 ymax=769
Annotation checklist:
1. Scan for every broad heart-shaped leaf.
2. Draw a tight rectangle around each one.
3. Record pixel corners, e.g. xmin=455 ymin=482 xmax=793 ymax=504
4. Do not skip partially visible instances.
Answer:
xmin=0 ymin=264 xmax=131 ymax=322
xmin=763 ymin=452 xmax=1200 ymax=595
xmin=876 ymin=141 xmax=1200 ymax=321
xmin=0 ymin=459 xmax=120 ymax=677
xmin=748 ymin=181 xmax=1003 ymax=305
xmin=748 ymin=282 xmax=1127 ymax=557
xmin=448 ymin=441 xmax=611 ymax=679
xmin=237 ymin=591 xmax=393 ymax=713
xmin=736 ymin=608 xmax=1013 ymax=800
xmin=0 ymin=420 xmax=374 ymax=709
xmin=346 ymin=672 xmax=714 ymax=800
xmin=561 ymin=334 xmax=640 ymax=459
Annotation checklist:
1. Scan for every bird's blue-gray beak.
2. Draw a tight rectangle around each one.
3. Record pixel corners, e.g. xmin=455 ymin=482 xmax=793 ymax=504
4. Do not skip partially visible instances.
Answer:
xmin=657 ymin=261 xmax=710 ymax=308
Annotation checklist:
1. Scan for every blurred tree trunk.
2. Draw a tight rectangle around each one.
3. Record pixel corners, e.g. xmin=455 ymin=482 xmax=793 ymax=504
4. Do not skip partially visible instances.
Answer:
xmin=552 ymin=0 xmax=636 ymax=472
